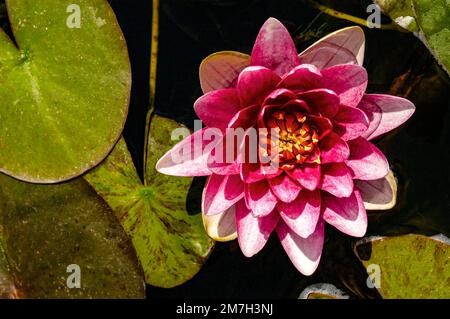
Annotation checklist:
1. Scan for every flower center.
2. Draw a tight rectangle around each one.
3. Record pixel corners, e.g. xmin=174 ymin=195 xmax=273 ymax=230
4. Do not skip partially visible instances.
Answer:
xmin=266 ymin=110 xmax=319 ymax=170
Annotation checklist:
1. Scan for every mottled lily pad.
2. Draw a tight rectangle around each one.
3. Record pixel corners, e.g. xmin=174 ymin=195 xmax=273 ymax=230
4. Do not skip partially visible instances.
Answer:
xmin=0 ymin=173 xmax=145 ymax=299
xmin=0 ymin=0 xmax=131 ymax=183
xmin=85 ymin=114 xmax=214 ymax=288
xmin=355 ymin=234 xmax=450 ymax=298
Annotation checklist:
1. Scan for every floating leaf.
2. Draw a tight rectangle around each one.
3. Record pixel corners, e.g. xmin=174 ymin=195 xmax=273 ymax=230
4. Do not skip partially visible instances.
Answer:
xmin=299 ymin=283 xmax=349 ymax=299
xmin=412 ymin=0 xmax=450 ymax=75
xmin=0 ymin=173 xmax=145 ymax=299
xmin=85 ymin=115 xmax=215 ymax=288
xmin=355 ymin=234 xmax=450 ymax=298
xmin=374 ymin=0 xmax=419 ymax=32
xmin=374 ymin=0 xmax=450 ymax=75
xmin=0 ymin=0 xmax=131 ymax=183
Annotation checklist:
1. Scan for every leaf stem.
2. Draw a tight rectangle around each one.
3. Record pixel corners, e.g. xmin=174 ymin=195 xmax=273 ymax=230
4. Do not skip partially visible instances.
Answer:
xmin=144 ymin=0 xmax=159 ymax=186
xmin=304 ymin=0 xmax=398 ymax=31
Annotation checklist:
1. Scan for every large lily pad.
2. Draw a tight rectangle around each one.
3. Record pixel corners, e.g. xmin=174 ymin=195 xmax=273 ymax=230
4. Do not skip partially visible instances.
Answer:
xmin=374 ymin=0 xmax=450 ymax=75
xmin=85 ymin=114 xmax=214 ymax=288
xmin=0 ymin=173 xmax=145 ymax=298
xmin=355 ymin=234 xmax=450 ymax=298
xmin=0 ymin=0 xmax=131 ymax=183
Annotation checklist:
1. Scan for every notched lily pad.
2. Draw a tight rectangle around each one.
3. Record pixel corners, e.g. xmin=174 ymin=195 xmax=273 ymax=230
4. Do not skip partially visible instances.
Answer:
xmin=0 ymin=0 xmax=131 ymax=183
xmin=354 ymin=234 xmax=450 ymax=298
xmin=85 ymin=114 xmax=215 ymax=288
xmin=0 ymin=173 xmax=145 ymax=299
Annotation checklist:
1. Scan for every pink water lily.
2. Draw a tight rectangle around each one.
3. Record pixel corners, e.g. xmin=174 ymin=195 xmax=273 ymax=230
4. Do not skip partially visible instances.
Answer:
xmin=156 ymin=18 xmax=415 ymax=275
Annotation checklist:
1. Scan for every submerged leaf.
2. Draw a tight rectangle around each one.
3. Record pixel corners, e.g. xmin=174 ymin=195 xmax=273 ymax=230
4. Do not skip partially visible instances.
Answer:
xmin=355 ymin=234 xmax=450 ymax=298
xmin=85 ymin=115 xmax=214 ymax=288
xmin=0 ymin=0 xmax=131 ymax=183
xmin=0 ymin=173 xmax=145 ymax=299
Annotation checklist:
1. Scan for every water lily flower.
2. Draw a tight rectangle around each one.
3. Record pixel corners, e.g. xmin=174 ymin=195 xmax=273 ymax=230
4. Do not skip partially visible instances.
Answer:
xmin=156 ymin=18 xmax=415 ymax=275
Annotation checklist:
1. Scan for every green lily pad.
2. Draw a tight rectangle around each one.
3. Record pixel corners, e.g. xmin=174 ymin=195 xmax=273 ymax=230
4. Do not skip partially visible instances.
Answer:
xmin=412 ymin=0 xmax=450 ymax=75
xmin=85 ymin=114 xmax=214 ymax=288
xmin=0 ymin=173 xmax=145 ymax=298
xmin=0 ymin=0 xmax=131 ymax=183
xmin=374 ymin=0 xmax=419 ymax=31
xmin=355 ymin=234 xmax=450 ymax=298
xmin=374 ymin=0 xmax=450 ymax=75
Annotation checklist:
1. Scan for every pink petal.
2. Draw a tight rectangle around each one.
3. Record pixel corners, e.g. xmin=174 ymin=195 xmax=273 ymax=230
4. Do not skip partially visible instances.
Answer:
xmin=245 ymin=179 xmax=278 ymax=217
xmin=241 ymin=163 xmax=266 ymax=183
xmin=278 ymin=189 xmax=321 ymax=238
xmin=276 ymin=219 xmax=324 ymax=275
xmin=237 ymin=66 xmax=281 ymax=107
xmin=358 ymin=94 xmax=415 ymax=140
xmin=202 ymin=174 xmax=244 ymax=215
xmin=309 ymin=115 xmax=332 ymax=139
xmin=228 ymin=104 xmax=261 ymax=129
xmin=322 ymin=190 xmax=367 ymax=237
xmin=319 ymin=132 xmax=350 ymax=164
xmin=346 ymin=137 xmax=389 ymax=180
xmin=286 ymin=164 xmax=321 ymax=190
xmin=262 ymin=88 xmax=298 ymax=106
xmin=207 ymin=127 xmax=250 ymax=175
xmin=194 ymin=88 xmax=241 ymax=129
xmin=296 ymin=89 xmax=340 ymax=118
xmin=156 ymin=128 xmax=220 ymax=176
xmin=268 ymin=173 xmax=301 ymax=203
xmin=320 ymin=163 xmax=354 ymax=198
xmin=320 ymin=64 xmax=367 ymax=108
xmin=199 ymin=51 xmax=250 ymax=93
xmin=298 ymin=26 xmax=365 ymax=68
xmin=333 ymin=106 xmax=369 ymax=141
xmin=277 ymin=64 xmax=322 ymax=91
xmin=250 ymin=17 xmax=299 ymax=76
xmin=202 ymin=205 xmax=237 ymax=241
xmin=236 ymin=200 xmax=280 ymax=257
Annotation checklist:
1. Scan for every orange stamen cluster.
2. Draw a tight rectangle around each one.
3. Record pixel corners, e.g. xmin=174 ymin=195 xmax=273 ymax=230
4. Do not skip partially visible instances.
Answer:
xmin=265 ymin=110 xmax=320 ymax=170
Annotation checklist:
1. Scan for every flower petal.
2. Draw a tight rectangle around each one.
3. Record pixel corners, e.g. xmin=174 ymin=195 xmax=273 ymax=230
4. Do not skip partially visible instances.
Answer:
xmin=296 ymin=89 xmax=340 ymax=118
xmin=228 ymin=104 xmax=261 ymax=129
xmin=309 ymin=115 xmax=333 ymax=139
xmin=251 ymin=17 xmax=299 ymax=76
xmin=333 ymin=106 xmax=369 ymax=141
xmin=236 ymin=200 xmax=280 ymax=257
xmin=268 ymin=173 xmax=301 ymax=203
xmin=286 ymin=164 xmax=321 ymax=190
xmin=319 ymin=132 xmax=350 ymax=164
xmin=299 ymin=26 xmax=365 ymax=68
xmin=358 ymin=94 xmax=415 ymax=140
xmin=202 ymin=205 xmax=237 ymax=242
xmin=237 ymin=66 xmax=281 ymax=107
xmin=322 ymin=190 xmax=367 ymax=237
xmin=278 ymin=64 xmax=322 ymax=91
xmin=276 ymin=219 xmax=324 ymax=275
xmin=346 ymin=137 xmax=389 ymax=180
xmin=202 ymin=174 xmax=244 ymax=215
xmin=355 ymin=170 xmax=397 ymax=210
xmin=320 ymin=163 xmax=354 ymax=198
xmin=156 ymin=128 xmax=220 ymax=176
xmin=245 ymin=179 xmax=278 ymax=217
xmin=320 ymin=64 xmax=367 ymax=108
xmin=278 ymin=189 xmax=321 ymax=238
xmin=194 ymin=88 xmax=241 ymax=129
xmin=199 ymin=51 xmax=250 ymax=93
